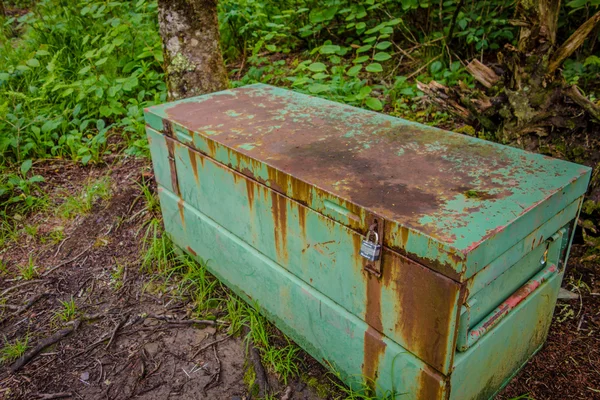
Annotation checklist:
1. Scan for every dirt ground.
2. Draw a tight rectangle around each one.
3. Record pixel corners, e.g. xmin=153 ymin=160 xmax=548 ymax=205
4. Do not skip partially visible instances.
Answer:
xmin=0 ymin=156 xmax=599 ymax=399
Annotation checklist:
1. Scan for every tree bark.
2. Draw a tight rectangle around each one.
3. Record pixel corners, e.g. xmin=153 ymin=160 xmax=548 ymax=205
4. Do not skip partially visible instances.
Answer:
xmin=157 ymin=0 xmax=228 ymax=100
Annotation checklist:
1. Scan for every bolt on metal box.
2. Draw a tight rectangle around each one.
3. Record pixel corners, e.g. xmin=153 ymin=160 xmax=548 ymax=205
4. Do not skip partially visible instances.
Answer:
xmin=144 ymin=84 xmax=591 ymax=399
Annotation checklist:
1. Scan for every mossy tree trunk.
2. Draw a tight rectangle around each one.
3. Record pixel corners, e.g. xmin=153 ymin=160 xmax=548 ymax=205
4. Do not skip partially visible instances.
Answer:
xmin=420 ymin=0 xmax=600 ymax=148
xmin=157 ymin=0 xmax=228 ymax=100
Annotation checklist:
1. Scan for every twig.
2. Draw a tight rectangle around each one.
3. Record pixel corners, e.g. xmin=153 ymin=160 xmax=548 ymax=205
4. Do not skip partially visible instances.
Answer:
xmin=11 ymin=320 xmax=81 ymax=372
xmin=407 ymin=54 xmax=441 ymax=80
xmin=33 ymin=393 xmax=73 ymax=400
xmin=203 ymin=343 xmax=221 ymax=391
xmin=1 ymin=280 xmax=45 ymax=298
xmin=191 ymin=335 xmax=230 ymax=359
xmin=42 ymin=244 xmax=94 ymax=277
xmin=54 ymin=236 xmax=71 ymax=258
xmin=145 ymin=313 xmax=226 ymax=327
xmin=0 ymin=293 xmax=49 ymax=326
xmin=105 ymin=317 xmax=126 ymax=350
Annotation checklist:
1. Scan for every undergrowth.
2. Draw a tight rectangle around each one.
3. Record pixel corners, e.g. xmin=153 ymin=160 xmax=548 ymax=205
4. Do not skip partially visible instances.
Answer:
xmin=0 ymin=0 xmax=164 ymax=232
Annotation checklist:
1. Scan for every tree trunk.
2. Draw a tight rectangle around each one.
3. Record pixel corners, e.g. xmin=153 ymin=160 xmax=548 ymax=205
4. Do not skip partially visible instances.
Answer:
xmin=0 ymin=1 xmax=6 ymax=17
xmin=157 ymin=0 xmax=228 ymax=100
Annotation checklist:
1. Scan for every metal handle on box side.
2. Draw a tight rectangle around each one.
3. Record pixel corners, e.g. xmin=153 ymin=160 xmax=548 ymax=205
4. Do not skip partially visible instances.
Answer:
xmin=459 ymin=264 xmax=559 ymax=351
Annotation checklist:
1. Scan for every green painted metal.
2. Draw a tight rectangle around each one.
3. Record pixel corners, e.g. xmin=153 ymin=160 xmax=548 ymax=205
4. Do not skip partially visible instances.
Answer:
xmin=157 ymin=187 xmax=448 ymax=399
xmin=147 ymin=126 xmax=462 ymax=374
xmin=145 ymin=83 xmax=591 ymax=280
xmin=145 ymin=84 xmax=591 ymax=399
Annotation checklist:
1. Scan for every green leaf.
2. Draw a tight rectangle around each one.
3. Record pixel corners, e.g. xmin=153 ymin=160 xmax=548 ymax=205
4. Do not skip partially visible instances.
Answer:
xmin=311 ymin=72 xmax=329 ymax=80
xmin=20 ymin=160 xmax=33 ymax=175
xmin=81 ymin=154 xmax=92 ymax=165
xmin=430 ymin=61 xmax=443 ymax=74
xmin=320 ymin=45 xmax=340 ymax=54
xmin=357 ymin=85 xmax=372 ymax=99
xmin=26 ymin=58 xmax=40 ymax=68
xmin=78 ymin=66 xmax=91 ymax=75
xmin=365 ymin=63 xmax=383 ymax=73
xmin=356 ymin=22 xmax=366 ymax=30
xmin=346 ymin=65 xmax=362 ymax=77
xmin=365 ymin=97 xmax=383 ymax=111
xmin=373 ymin=52 xmax=391 ymax=61
xmin=356 ymin=45 xmax=372 ymax=53
xmin=353 ymin=55 xmax=370 ymax=64
xmin=95 ymin=57 xmax=108 ymax=66
xmin=28 ymin=175 xmax=45 ymax=183
xmin=309 ymin=6 xmax=339 ymax=23
xmin=96 ymin=119 xmax=106 ymax=131
xmin=376 ymin=41 xmax=392 ymax=50
xmin=307 ymin=83 xmax=330 ymax=94
xmin=308 ymin=62 xmax=327 ymax=72
xmin=123 ymin=76 xmax=139 ymax=91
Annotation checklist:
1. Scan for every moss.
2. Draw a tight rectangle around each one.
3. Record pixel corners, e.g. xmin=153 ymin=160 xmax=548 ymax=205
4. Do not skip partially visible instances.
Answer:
xmin=303 ymin=374 xmax=334 ymax=398
xmin=455 ymin=125 xmax=476 ymax=136
xmin=244 ymin=363 xmax=260 ymax=397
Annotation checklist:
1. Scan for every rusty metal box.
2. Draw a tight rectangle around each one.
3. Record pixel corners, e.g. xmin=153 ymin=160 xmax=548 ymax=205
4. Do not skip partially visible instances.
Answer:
xmin=144 ymin=84 xmax=591 ymax=399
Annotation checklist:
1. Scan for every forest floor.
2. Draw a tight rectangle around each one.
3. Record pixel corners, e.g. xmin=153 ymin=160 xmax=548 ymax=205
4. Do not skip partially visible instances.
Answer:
xmin=0 ymin=155 xmax=598 ymax=400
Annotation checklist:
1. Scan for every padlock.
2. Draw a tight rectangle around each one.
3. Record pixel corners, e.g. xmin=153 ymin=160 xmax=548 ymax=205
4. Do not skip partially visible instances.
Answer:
xmin=360 ymin=231 xmax=381 ymax=262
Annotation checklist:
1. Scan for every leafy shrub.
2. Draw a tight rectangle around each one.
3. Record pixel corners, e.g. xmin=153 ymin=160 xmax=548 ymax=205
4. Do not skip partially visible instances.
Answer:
xmin=0 ymin=0 xmax=165 ymax=166
xmin=0 ymin=0 xmax=166 ymax=225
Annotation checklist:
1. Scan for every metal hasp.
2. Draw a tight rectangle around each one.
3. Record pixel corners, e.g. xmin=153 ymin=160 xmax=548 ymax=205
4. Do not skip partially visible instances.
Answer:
xmin=144 ymin=84 xmax=591 ymax=399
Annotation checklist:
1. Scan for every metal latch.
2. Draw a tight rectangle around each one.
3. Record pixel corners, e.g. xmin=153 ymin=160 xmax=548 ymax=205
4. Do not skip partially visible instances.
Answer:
xmin=362 ymin=217 xmax=384 ymax=277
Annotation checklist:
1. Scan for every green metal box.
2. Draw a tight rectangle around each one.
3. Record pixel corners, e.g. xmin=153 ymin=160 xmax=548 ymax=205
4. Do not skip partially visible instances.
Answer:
xmin=144 ymin=84 xmax=591 ymax=399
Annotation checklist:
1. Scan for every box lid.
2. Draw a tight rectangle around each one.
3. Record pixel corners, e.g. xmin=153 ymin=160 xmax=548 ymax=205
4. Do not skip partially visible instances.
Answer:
xmin=145 ymin=84 xmax=591 ymax=281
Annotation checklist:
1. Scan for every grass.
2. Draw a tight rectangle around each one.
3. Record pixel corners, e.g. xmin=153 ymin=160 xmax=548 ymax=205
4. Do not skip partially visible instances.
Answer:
xmin=54 ymin=297 xmax=77 ymax=322
xmin=110 ymin=260 xmax=126 ymax=291
xmin=0 ymin=335 xmax=29 ymax=364
xmin=58 ymin=176 xmax=111 ymax=219
xmin=139 ymin=190 xmax=304 ymax=388
xmin=18 ymin=255 xmax=38 ymax=280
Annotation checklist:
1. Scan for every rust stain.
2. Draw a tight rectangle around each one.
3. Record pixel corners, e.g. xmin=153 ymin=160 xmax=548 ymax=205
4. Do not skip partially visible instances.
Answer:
xmin=381 ymin=248 xmax=460 ymax=372
xmin=297 ymin=206 xmax=307 ymax=237
xmin=364 ymin=269 xmax=383 ymax=332
xmin=186 ymin=246 xmax=197 ymax=256
xmin=205 ymin=137 xmax=217 ymax=157
xmin=362 ymin=243 xmax=385 ymax=390
xmin=245 ymin=178 xmax=256 ymax=212
xmin=271 ymin=191 xmax=288 ymax=261
xmin=177 ymin=197 xmax=185 ymax=227
xmin=362 ymin=327 xmax=386 ymax=391
xmin=416 ymin=366 xmax=445 ymax=400
xmin=188 ymin=147 xmax=199 ymax=184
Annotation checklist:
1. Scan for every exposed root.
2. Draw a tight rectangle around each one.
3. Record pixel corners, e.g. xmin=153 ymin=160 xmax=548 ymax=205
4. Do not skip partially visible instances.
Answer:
xmin=11 ymin=320 xmax=81 ymax=373
xmin=191 ymin=335 xmax=231 ymax=359
xmin=0 ymin=292 xmax=49 ymax=326
xmin=42 ymin=243 xmax=94 ymax=277
xmin=249 ymin=340 xmax=269 ymax=398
